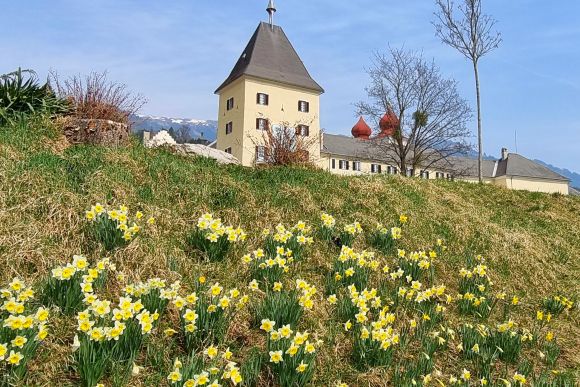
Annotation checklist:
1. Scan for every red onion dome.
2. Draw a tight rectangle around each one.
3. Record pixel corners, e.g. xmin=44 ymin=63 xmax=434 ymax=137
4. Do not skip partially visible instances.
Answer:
xmin=379 ymin=109 xmax=400 ymax=137
xmin=351 ymin=116 xmax=372 ymax=140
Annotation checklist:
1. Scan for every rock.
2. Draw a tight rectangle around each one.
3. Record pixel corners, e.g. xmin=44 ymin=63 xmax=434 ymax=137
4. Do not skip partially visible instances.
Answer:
xmin=170 ymin=144 xmax=240 ymax=165
xmin=146 ymin=130 xmax=177 ymax=147
xmin=59 ymin=117 xmax=130 ymax=146
xmin=144 ymin=130 xmax=239 ymax=165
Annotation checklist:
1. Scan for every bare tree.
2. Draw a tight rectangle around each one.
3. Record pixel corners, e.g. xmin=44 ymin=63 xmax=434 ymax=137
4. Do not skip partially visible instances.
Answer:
xmin=434 ymin=0 xmax=501 ymax=183
xmin=252 ymin=120 xmax=320 ymax=166
xmin=356 ymin=48 xmax=472 ymax=175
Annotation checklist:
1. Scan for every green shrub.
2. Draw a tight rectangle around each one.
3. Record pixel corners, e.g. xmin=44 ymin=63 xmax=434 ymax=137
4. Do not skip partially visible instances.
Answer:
xmin=0 ymin=68 xmax=68 ymax=125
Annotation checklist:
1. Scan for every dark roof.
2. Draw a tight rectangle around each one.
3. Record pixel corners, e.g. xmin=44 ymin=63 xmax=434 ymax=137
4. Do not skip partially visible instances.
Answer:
xmin=450 ymin=157 xmax=496 ymax=178
xmin=321 ymin=134 xmax=568 ymax=182
xmin=496 ymin=153 xmax=569 ymax=181
xmin=215 ymin=22 xmax=324 ymax=94
xmin=322 ymin=133 xmax=384 ymax=159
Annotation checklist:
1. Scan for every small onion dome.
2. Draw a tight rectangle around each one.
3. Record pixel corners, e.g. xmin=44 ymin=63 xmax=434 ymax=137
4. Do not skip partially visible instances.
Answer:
xmin=379 ymin=109 xmax=399 ymax=137
xmin=351 ymin=116 xmax=372 ymax=140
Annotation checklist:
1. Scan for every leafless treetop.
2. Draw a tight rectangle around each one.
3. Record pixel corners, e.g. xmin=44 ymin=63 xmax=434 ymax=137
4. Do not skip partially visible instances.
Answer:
xmin=434 ymin=0 xmax=502 ymax=63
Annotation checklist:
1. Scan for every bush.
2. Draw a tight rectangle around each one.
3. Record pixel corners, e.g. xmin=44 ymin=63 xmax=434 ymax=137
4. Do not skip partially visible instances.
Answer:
xmin=49 ymin=71 xmax=146 ymax=125
xmin=0 ymin=68 xmax=68 ymax=125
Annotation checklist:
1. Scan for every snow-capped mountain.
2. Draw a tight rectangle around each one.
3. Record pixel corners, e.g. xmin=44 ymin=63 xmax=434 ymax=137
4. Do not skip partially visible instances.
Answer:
xmin=130 ymin=114 xmax=217 ymax=142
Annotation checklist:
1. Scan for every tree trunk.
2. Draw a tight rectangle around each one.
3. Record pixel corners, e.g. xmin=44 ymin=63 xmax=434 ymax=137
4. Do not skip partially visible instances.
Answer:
xmin=474 ymin=62 xmax=483 ymax=183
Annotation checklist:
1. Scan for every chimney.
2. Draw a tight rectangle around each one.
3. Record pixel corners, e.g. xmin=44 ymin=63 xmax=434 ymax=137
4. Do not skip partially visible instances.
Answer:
xmin=143 ymin=131 xmax=151 ymax=147
xmin=501 ymin=147 xmax=509 ymax=161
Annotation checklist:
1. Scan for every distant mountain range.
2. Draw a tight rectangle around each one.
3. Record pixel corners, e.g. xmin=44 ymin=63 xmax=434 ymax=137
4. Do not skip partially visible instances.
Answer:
xmin=533 ymin=160 xmax=580 ymax=188
xmin=130 ymin=114 xmax=217 ymax=142
xmin=130 ymin=115 xmax=579 ymax=188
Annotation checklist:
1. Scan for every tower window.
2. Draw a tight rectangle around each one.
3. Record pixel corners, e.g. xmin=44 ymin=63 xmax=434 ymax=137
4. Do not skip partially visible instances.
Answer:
xmin=256 ymin=146 xmax=266 ymax=163
xmin=256 ymin=118 xmax=268 ymax=131
xmin=224 ymin=147 xmax=232 ymax=154
xmin=296 ymin=125 xmax=310 ymax=136
xmin=226 ymin=97 xmax=234 ymax=111
xmin=298 ymin=100 xmax=310 ymax=113
xmin=257 ymin=93 xmax=269 ymax=105
xmin=225 ymin=122 xmax=233 ymax=135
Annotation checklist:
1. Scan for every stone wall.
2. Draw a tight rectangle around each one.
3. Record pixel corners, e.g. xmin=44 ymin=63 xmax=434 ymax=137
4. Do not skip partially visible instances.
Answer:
xmin=59 ymin=117 xmax=130 ymax=146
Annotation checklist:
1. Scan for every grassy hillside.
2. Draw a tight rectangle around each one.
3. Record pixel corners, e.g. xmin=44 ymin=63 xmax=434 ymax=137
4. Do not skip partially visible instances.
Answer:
xmin=1 ymin=118 xmax=579 ymax=386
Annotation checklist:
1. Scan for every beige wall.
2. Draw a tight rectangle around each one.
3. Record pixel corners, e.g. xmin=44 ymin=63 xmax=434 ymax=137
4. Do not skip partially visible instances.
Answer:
xmin=320 ymin=153 xmax=569 ymax=195
xmin=494 ymin=176 xmax=569 ymax=195
xmin=216 ymin=79 xmax=246 ymax=163
xmin=216 ymin=75 xmax=322 ymax=167
xmin=320 ymin=153 xmax=453 ymax=179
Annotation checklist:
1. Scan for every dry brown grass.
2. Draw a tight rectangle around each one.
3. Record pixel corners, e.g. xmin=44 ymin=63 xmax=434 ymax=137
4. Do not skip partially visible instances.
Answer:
xmin=0 ymin=119 xmax=579 ymax=385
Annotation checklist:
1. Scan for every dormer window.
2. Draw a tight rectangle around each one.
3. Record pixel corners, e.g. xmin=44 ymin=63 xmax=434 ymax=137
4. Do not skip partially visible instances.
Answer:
xmin=257 ymin=93 xmax=269 ymax=105
xmin=298 ymin=100 xmax=310 ymax=113
xmin=226 ymin=97 xmax=234 ymax=111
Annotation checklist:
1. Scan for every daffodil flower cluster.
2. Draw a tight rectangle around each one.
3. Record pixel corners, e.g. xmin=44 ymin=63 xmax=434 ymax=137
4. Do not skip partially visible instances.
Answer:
xmin=542 ymin=294 xmax=574 ymax=316
xmin=262 ymin=322 xmax=320 ymax=387
xmin=188 ymin=213 xmax=247 ymax=262
xmin=76 ymin=296 xmax=158 ymax=340
xmin=457 ymin=258 xmax=493 ymax=317
xmin=394 ymin=248 xmax=439 ymax=282
xmin=254 ymin=279 xmax=316 ymax=329
xmin=124 ymin=277 xmax=180 ymax=317
xmin=196 ymin=213 xmax=247 ymax=244
xmin=174 ymin=279 xmax=248 ymax=351
xmin=242 ymin=247 xmax=293 ymax=285
xmin=319 ymin=213 xmax=336 ymax=241
xmin=1 ymin=278 xmax=49 ymax=378
xmin=330 ymin=246 xmax=380 ymax=292
xmin=339 ymin=221 xmax=363 ymax=247
xmin=74 ymin=292 xmax=160 ymax=386
xmin=339 ymin=284 xmax=400 ymax=368
xmin=167 ymin=347 xmax=243 ymax=387
xmin=86 ymin=203 xmax=154 ymax=250
xmin=369 ymin=215 xmax=406 ymax=255
xmin=43 ymin=255 xmax=113 ymax=315
xmin=263 ymin=222 xmax=313 ymax=261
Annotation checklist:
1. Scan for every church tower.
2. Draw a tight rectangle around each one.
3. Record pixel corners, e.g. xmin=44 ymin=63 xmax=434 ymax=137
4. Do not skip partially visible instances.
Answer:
xmin=215 ymin=1 xmax=324 ymax=166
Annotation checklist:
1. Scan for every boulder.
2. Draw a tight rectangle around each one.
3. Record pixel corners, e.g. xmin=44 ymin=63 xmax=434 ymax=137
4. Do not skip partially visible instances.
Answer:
xmin=60 ymin=117 xmax=130 ymax=146
xmin=144 ymin=130 xmax=239 ymax=165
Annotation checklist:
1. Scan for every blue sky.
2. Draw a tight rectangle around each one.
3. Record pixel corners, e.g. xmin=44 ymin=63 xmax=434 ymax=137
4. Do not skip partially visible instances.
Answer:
xmin=2 ymin=0 xmax=579 ymax=171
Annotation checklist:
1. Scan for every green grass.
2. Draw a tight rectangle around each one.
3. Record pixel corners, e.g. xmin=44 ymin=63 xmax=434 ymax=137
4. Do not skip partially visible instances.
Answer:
xmin=0 ymin=118 xmax=579 ymax=386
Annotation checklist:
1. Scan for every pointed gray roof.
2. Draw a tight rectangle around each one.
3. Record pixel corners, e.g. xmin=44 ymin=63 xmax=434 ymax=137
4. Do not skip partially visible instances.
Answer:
xmin=215 ymin=22 xmax=324 ymax=94
xmin=495 ymin=153 xmax=569 ymax=181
